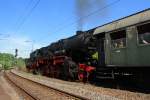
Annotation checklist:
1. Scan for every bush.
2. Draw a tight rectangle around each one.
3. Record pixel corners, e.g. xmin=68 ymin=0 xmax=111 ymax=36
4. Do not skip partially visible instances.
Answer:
xmin=0 ymin=53 xmax=25 ymax=70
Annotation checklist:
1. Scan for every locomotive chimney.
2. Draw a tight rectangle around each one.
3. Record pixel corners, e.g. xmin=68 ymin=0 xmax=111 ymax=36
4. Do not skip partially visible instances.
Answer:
xmin=76 ymin=31 xmax=84 ymax=35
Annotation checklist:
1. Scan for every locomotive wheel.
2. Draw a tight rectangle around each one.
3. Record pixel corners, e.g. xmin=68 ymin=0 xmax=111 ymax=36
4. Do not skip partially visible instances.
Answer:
xmin=64 ymin=58 xmax=78 ymax=81
xmin=78 ymin=73 xmax=83 ymax=81
xmin=32 ymin=69 xmax=38 ymax=75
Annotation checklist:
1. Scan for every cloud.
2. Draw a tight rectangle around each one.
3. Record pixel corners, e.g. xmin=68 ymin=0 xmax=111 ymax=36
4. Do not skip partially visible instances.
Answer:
xmin=0 ymin=33 xmax=42 ymax=58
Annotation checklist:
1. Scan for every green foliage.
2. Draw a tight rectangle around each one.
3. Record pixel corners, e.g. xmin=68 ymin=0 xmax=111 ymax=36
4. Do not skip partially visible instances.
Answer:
xmin=0 ymin=53 xmax=25 ymax=70
xmin=16 ymin=57 xmax=26 ymax=68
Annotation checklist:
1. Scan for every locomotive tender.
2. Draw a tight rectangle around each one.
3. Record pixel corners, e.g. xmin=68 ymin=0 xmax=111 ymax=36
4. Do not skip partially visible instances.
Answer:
xmin=26 ymin=8 xmax=150 ymax=85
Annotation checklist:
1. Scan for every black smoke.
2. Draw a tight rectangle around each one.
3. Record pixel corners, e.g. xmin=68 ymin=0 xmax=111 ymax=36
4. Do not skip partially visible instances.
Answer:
xmin=75 ymin=0 xmax=107 ymax=30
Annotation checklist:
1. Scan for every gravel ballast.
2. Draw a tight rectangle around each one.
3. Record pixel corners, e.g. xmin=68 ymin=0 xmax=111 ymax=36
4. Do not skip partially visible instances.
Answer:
xmin=12 ymin=70 xmax=150 ymax=100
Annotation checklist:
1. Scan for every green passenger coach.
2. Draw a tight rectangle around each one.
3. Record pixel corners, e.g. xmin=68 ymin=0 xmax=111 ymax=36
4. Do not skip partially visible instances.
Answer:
xmin=94 ymin=8 xmax=150 ymax=66
xmin=93 ymin=9 xmax=150 ymax=90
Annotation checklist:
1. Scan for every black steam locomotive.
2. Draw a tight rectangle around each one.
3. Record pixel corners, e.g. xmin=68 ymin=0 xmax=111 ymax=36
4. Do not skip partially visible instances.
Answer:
xmin=26 ymin=29 xmax=97 ymax=81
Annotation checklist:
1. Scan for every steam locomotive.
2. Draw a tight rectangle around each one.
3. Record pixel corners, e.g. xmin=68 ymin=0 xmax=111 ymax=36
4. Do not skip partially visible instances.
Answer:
xmin=26 ymin=9 xmax=150 ymax=88
xmin=26 ymin=29 xmax=97 ymax=81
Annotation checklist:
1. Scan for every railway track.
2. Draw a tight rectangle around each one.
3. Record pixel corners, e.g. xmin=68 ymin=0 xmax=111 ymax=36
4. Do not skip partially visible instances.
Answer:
xmin=5 ymin=71 xmax=89 ymax=100
xmin=4 ymin=71 xmax=36 ymax=100
xmin=6 ymin=70 xmax=149 ymax=100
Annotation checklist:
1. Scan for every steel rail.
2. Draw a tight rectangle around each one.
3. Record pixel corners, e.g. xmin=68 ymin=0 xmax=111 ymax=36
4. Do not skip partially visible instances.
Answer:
xmin=10 ymin=71 xmax=89 ymax=100
xmin=4 ymin=71 xmax=38 ymax=100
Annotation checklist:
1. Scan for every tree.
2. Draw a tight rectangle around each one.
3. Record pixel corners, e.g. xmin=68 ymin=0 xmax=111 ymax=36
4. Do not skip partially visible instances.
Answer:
xmin=0 ymin=53 xmax=25 ymax=70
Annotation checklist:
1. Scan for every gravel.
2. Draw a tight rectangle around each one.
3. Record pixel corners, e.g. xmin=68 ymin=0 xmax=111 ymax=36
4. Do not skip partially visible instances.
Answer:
xmin=12 ymin=70 xmax=150 ymax=100
xmin=7 ymin=72 xmax=77 ymax=100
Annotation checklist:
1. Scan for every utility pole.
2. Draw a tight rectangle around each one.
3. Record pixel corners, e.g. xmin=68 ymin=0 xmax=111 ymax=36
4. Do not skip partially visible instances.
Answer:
xmin=24 ymin=40 xmax=34 ymax=52
xmin=31 ymin=43 xmax=34 ymax=52
xmin=15 ymin=49 xmax=18 ymax=67
xmin=15 ymin=49 xmax=18 ymax=58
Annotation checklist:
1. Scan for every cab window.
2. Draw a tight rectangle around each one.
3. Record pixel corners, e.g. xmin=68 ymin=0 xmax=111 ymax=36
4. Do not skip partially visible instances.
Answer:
xmin=110 ymin=30 xmax=126 ymax=49
xmin=137 ymin=23 xmax=150 ymax=45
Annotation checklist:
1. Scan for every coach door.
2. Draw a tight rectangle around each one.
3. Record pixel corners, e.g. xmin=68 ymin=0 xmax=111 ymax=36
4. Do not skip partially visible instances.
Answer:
xmin=110 ymin=30 xmax=127 ymax=66
xmin=96 ymin=33 xmax=105 ymax=66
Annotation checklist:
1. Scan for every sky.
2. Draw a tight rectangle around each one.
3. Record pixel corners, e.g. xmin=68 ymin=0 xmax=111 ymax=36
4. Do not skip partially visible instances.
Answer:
xmin=0 ymin=0 xmax=150 ymax=58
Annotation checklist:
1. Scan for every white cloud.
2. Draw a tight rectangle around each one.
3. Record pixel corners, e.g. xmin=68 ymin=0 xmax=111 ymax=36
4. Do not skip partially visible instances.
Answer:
xmin=0 ymin=33 xmax=42 ymax=58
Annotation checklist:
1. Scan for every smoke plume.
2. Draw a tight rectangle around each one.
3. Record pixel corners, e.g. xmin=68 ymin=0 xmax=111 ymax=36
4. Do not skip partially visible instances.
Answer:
xmin=75 ymin=0 xmax=107 ymax=30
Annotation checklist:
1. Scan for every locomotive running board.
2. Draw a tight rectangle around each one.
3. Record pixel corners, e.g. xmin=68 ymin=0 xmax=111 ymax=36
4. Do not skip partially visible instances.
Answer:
xmin=96 ymin=70 xmax=114 ymax=79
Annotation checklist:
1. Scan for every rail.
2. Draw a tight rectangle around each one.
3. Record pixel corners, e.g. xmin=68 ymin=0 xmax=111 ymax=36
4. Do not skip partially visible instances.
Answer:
xmin=6 ymin=71 xmax=89 ymax=100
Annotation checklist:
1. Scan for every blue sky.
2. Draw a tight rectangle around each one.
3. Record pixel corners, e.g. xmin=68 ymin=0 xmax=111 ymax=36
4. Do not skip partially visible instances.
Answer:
xmin=0 ymin=0 xmax=150 ymax=58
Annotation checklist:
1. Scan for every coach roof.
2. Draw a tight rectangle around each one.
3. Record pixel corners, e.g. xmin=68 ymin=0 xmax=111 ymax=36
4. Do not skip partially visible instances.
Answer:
xmin=94 ymin=8 xmax=150 ymax=35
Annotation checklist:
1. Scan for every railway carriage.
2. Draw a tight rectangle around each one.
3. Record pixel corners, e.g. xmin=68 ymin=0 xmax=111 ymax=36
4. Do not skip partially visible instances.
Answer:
xmin=94 ymin=8 xmax=150 ymax=67
xmin=94 ymin=8 xmax=150 ymax=89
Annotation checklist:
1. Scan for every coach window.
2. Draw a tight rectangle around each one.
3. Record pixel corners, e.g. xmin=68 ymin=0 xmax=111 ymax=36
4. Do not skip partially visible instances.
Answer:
xmin=110 ymin=30 xmax=126 ymax=49
xmin=137 ymin=23 xmax=150 ymax=45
